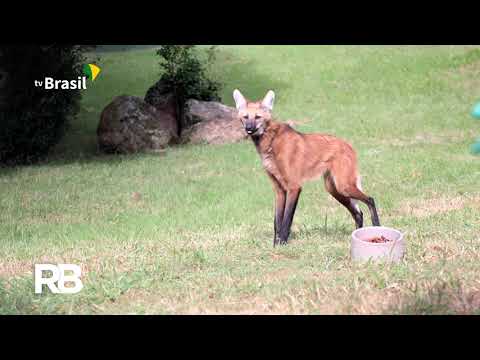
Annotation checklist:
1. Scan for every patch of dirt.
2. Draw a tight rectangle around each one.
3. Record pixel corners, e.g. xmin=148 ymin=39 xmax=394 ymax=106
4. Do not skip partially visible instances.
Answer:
xmin=388 ymin=281 xmax=480 ymax=315
xmin=270 ymin=253 xmax=300 ymax=261
xmin=420 ymin=244 xmax=457 ymax=263
xmin=440 ymin=58 xmax=480 ymax=93
xmin=398 ymin=194 xmax=480 ymax=218
xmin=22 ymin=213 xmax=85 ymax=226
xmin=379 ymin=130 xmax=477 ymax=147
xmin=0 ymin=244 xmax=143 ymax=280
xmin=335 ymin=279 xmax=480 ymax=315
xmin=0 ymin=260 xmax=34 ymax=279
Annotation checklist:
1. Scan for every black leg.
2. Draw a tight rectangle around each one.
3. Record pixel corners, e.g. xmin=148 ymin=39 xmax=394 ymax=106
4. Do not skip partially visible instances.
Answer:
xmin=345 ymin=185 xmax=380 ymax=228
xmin=273 ymin=189 xmax=286 ymax=246
xmin=354 ymin=209 xmax=364 ymax=229
xmin=329 ymin=193 xmax=364 ymax=229
xmin=347 ymin=199 xmax=364 ymax=229
xmin=278 ymin=188 xmax=302 ymax=245
xmin=323 ymin=175 xmax=363 ymax=230
xmin=268 ymin=174 xmax=286 ymax=246
xmin=366 ymin=197 xmax=380 ymax=226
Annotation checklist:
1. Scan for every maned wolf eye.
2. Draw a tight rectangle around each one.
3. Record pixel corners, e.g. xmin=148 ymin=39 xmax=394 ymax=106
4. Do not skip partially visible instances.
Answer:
xmin=255 ymin=115 xmax=262 ymax=119
xmin=243 ymin=115 xmax=249 ymax=119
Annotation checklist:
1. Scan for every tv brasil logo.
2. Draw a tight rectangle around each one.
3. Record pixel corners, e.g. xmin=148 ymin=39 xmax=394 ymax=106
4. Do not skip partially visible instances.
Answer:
xmin=34 ymin=63 xmax=101 ymax=90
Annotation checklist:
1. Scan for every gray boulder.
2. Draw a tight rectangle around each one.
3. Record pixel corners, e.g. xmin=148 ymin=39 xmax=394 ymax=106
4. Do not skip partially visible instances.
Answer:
xmin=181 ymin=99 xmax=247 ymax=145
xmin=144 ymin=79 xmax=177 ymax=120
xmin=97 ymin=95 xmax=178 ymax=154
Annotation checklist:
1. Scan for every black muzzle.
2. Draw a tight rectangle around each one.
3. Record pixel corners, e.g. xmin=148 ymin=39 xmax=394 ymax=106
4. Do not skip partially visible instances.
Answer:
xmin=245 ymin=121 xmax=257 ymax=135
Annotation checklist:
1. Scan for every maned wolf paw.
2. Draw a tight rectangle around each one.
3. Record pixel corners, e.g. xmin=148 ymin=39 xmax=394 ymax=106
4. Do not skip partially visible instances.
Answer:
xmin=273 ymin=235 xmax=284 ymax=246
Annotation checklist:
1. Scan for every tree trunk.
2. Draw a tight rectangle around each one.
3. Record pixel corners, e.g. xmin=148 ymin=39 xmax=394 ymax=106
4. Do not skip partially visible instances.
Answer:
xmin=174 ymin=87 xmax=185 ymax=138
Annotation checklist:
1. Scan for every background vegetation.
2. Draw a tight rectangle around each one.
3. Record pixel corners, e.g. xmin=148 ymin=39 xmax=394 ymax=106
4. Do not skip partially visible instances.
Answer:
xmin=1 ymin=46 xmax=479 ymax=314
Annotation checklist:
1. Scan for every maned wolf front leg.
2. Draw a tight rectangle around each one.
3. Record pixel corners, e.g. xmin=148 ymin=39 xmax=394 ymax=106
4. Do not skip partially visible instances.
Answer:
xmin=274 ymin=191 xmax=286 ymax=246
xmin=269 ymin=174 xmax=286 ymax=246
xmin=278 ymin=188 xmax=302 ymax=245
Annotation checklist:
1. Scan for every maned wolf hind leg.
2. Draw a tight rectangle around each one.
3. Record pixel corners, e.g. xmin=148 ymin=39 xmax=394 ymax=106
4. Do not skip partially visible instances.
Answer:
xmin=323 ymin=173 xmax=363 ymax=229
xmin=328 ymin=168 xmax=380 ymax=227
xmin=344 ymin=186 xmax=380 ymax=227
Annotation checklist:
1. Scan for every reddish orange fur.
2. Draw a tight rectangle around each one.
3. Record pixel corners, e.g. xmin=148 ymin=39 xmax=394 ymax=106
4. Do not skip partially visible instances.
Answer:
xmin=234 ymin=90 xmax=380 ymax=245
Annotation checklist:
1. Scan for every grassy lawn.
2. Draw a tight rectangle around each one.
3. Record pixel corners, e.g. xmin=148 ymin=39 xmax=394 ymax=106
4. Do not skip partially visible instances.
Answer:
xmin=1 ymin=45 xmax=480 ymax=314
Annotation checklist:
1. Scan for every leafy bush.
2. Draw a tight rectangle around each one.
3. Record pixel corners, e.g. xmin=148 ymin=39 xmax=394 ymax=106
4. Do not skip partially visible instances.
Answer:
xmin=155 ymin=45 xmax=222 ymax=131
xmin=0 ymin=45 xmax=88 ymax=165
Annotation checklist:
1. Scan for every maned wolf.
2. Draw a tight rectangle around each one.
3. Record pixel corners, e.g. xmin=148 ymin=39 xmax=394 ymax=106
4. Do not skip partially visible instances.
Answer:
xmin=233 ymin=89 xmax=380 ymax=246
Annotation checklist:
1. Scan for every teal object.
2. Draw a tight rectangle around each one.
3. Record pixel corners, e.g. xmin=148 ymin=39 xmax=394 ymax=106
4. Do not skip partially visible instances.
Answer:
xmin=472 ymin=102 xmax=480 ymax=119
xmin=471 ymin=141 xmax=480 ymax=155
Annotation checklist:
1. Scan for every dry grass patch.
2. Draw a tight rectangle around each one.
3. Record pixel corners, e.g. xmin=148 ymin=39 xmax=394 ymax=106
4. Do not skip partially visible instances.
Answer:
xmin=0 ymin=242 xmax=150 ymax=280
xmin=377 ymin=129 xmax=477 ymax=148
xmin=386 ymin=280 xmax=480 ymax=315
xmin=397 ymin=193 xmax=480 ymax=218
xmin=440 ymin=58 xmax=480 ymax=93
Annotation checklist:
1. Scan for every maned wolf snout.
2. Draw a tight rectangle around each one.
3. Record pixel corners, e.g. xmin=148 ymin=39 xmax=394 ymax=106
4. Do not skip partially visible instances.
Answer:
xmin=233 ymin=89 xmax=381 ymax=246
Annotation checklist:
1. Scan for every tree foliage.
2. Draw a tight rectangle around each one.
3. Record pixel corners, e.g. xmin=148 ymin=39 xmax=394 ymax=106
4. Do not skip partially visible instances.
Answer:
xmin=0 ymin=45 xmax=88 ymax=165
xmin=155 ymin=45 xmax=222 ymax=131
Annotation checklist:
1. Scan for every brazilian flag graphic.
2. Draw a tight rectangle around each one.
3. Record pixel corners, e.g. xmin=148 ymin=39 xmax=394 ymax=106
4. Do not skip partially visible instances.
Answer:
xmin=83 ymin=64 xmax=101 ymax=81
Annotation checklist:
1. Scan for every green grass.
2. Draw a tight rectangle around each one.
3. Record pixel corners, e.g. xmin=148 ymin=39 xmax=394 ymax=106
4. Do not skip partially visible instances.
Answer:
xmin=1 ymin=45 xmax=480 ymax=314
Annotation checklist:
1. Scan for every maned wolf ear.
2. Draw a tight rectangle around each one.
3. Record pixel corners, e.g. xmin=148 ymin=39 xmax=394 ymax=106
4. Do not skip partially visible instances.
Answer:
xmin=233 ymin=89 xmax=247 ymax=110
xmin=262 ymin=90 xmax=275 ymax=111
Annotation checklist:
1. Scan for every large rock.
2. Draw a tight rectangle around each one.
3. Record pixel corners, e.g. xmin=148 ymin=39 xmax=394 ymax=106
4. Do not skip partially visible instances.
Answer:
xmin=97 ymin=95 xmax=179 ymax=153
xmin=144 ymin=79 xmax=177 ymax=119
xmin=181 ymin=99 xmax=247 ymax=145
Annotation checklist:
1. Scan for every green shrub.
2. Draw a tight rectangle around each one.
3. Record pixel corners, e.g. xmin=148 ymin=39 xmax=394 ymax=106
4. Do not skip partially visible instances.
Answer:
xmin=155 ymin=45 xmax=222 ymax=131
xmin=0 ymin=45 xmax=88 ymax=165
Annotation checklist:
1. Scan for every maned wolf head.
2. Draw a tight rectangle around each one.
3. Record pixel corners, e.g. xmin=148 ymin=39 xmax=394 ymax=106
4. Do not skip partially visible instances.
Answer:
xmin=233 ymin=89 xmax=275 ymax=136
